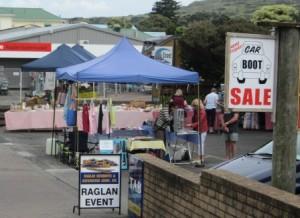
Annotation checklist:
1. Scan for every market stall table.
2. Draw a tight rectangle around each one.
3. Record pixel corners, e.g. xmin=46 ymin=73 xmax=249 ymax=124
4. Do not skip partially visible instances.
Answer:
xmin=166 ymin=129 xmax=199 ymax=163
xmin=5 ymin=109 xmax=155 ymax=131
xmin=127 ymin=138 xmax=165 ymax=152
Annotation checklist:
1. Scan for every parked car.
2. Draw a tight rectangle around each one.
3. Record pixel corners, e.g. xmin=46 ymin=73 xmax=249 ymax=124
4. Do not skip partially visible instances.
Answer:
xmin=0 ymin=72 xmax=8 ymax=95
xmin=213 ymin=137 xmax=300 ymax=194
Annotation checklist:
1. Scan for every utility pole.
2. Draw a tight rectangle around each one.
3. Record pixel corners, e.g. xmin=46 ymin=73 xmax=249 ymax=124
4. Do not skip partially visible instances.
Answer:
xmin=272 ymin=24 xmax=299 ymax=193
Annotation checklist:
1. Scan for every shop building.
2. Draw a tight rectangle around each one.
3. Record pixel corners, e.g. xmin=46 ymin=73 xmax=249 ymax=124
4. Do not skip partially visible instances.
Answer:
xmin=0 ymin=23 xmax=145 ymax=89
xmin=0 ymin=7 xmax=66 ymax=29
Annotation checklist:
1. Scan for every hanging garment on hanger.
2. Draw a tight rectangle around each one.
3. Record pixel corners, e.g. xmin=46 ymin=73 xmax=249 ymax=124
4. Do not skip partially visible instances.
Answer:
xmin=66 ymin=84 xmax=77 ymax=127
xmin=71 ymin=84 xmax=77 ymax=99
xmin=56 ymin=92 xmax=62 ymax=105
xmin=64 ymin=86 xmax=72 ymax=122
xmin=59 ymin=92 xmax=66 ymax=105
xmin=97 ymin=103 xmax=104 ymax=134
xmin=82 ymin=103 xmax=90 ymax=133
xmin=110 ymin=106 xmax=116 ymax=127
xmin=89 ymin=101 xmax=98 ymax=135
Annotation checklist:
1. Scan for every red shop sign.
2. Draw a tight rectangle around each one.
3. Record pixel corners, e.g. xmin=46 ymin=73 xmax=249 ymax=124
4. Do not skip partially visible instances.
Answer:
xmin=0 ymin=42 xmax=51 ymax=52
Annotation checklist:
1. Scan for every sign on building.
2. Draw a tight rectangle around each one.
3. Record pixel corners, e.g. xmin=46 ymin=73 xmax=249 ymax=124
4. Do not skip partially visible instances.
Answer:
xmin=75 ymin=154 xmax=121 ymax=215
xmin=152 ymin=46 xmax=173 ymax=65
xmin=225 ymin=32 xmax=276 ymax=111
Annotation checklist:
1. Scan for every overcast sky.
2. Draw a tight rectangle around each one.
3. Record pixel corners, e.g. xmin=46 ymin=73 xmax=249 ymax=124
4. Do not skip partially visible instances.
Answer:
xmin=0 ymin=0 xmax=200 ymax=18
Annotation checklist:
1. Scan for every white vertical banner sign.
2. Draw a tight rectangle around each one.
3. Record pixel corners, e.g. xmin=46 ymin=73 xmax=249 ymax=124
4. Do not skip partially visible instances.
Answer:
xmin=225 ymin=33 xmax=276 ymax=112
xmin=43 ymin=72 xmax=56 ymax=90
xmin=76 ymin=154 xmax=121 ymax=215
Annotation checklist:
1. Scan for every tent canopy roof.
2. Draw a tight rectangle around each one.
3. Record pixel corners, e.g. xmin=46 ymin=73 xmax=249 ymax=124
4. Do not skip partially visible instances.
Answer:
xmin=22 ymin=44 xmax=89 ymax=72
xmin=72 ymin=44 xmax=96 ymax=60
xmin=57 ymin=38 xmax=199 ymax=84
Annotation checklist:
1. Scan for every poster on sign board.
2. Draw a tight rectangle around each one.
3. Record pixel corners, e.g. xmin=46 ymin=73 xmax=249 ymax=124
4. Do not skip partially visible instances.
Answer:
xmin=152 ymin=46 xmax=173 ymax=65
xmin=128 ymin=155 xmax=144 ymax=218
xmin=99 ymin=140 xmax=114 ymax=154
xmin=225 ymin=32 xmax=276 ymax=112
xmin=77 ymin=154 xmax=121 ymax=215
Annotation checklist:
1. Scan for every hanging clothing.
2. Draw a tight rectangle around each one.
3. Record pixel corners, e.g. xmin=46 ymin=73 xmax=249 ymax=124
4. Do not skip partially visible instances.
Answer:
xmin=66 ymin=99 xmax=77 ymax=126
xmin=110 ymin=106 xmax=116 ymax=127
xmin=56 ymin=92 xmax=62 ymax=105
xmin=89 ymin=101 xmax=98 ymax=135
xmin=71 ymin=84 xmax=77 ymax=99
xmin=107 ymin=98 xmax=115 ymax=133
xmin=59 ymin=92 xmax=66 ymax=105
xmin=97 ymin=103 xmax=104 ymax=134
xmin=66 ymin=84 xmax=77 ymax=127
xmin=64 ymin=86 xmax=72 ymax=122
xmin=82 ymin=104 xmax=90 ymax=133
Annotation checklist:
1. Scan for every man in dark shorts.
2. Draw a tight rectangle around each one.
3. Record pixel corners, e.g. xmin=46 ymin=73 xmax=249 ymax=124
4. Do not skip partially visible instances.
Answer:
xmin=220 ymin=109 xmax=239 ymax=160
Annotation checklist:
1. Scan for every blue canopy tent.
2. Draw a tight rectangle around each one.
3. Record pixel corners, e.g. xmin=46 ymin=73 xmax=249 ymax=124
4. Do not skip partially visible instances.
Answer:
xmin=72 ymin=44 xmax=96 ymax=60
xmin=22 ymin=44 xmax=90 ymax=72
xmin=56 ymin=38 xmax=202 ymax=164
xmin=21 ymin=44 xmax=94 ymax=156
xmin=57 ymin=38 xmax=199 ymax=84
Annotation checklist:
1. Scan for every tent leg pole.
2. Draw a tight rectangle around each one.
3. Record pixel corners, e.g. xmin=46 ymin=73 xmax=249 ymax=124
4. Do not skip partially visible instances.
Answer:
xmin=197 ymin=83 xmax=203 ymax=165
xmin=76 ymin=82 xmax=79 ymax=155
xmin=19 ymin=70 xmax=22 ymax=104
xmin=51 ymin=79 xmax=57 ymax=156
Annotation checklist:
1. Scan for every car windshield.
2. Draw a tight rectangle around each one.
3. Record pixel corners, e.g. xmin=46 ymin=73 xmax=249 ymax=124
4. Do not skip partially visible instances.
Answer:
xmin=254 ymin=137 xmax=300 ymax=161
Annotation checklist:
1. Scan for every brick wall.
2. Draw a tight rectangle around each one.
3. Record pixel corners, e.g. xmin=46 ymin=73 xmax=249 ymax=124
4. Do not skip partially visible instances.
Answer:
xmin=136 ymin=154 xmax=300 ymax=218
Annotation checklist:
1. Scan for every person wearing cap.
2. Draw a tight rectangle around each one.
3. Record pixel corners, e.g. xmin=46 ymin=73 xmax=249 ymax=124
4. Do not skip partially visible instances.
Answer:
xmin=187 ymin=98 xmax=208 ymax=166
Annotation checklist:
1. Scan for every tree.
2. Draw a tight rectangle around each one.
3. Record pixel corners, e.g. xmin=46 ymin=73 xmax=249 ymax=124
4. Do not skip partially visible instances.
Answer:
xmin=179 ymin=18 xmax=267 ymax=88
xmin=137 ymin=14 xmax=176 ymax=34
xmin=107 ymin=17 xmax=132 ymax=32
xmin=252 ymin=4 xmax=299 ymax=24
xmin=152 ymin=0 xmax=180 ymax=21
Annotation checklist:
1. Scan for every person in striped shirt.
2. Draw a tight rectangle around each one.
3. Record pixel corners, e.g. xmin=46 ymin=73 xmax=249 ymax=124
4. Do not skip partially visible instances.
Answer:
xmin=154 ymin=102 xmax=176 ymax=143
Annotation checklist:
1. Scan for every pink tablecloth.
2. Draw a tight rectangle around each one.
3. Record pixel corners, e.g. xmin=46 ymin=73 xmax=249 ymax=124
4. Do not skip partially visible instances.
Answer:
xmin=5 ymin=110 xmax=67 ymax=130
xmin=5 ymin=109 xmax=154 ymax=131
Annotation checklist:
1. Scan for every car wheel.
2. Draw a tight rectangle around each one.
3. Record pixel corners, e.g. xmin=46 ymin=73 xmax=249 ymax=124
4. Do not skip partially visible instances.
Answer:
xmin=259 ymin=79 xmax=267 ymax=84
xmin=237 ymin=78 xmax=245 ymax=84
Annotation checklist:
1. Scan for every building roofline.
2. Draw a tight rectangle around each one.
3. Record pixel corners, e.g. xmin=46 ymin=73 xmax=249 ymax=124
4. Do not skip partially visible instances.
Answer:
xmin=0 ymin=23 xmax=144 ymax=43
xmin=13 ymin=18 xmax=65 ymax=22
xmin=0 ymin=7 xmax=62 ymax=20
xmin=0 ymin=13 xmax=15 ymax=17
xmin=144 ymin=35 xmax=176 ymax=45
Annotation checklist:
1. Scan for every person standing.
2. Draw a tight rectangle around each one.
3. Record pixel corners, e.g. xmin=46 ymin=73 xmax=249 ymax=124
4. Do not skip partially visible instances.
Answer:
xmin=170 ymin=88 xmax=187 ymax=109
xmin=204 ymin=88 xmax=219 ymax=133
xmin=154 ymin=102 xmax=176 ymax=143
xmin=220 ymin=109 xmax=239 ymax=160
xmin=188 ymin=99 xmax=208 ymax=166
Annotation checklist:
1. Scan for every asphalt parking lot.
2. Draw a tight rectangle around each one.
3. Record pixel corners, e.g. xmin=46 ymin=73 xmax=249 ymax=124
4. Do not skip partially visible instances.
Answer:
xmin=0 ymin=90 xmax=273 ymax=217
xmin=0 ymin=126 xmax=273 ymax=173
